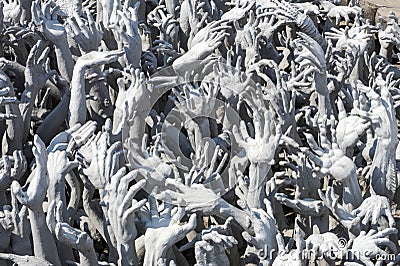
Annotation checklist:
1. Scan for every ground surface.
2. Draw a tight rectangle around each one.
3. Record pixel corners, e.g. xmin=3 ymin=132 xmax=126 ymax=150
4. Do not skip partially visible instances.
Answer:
xmin=359 ymin=0 xmax=400 ymax=25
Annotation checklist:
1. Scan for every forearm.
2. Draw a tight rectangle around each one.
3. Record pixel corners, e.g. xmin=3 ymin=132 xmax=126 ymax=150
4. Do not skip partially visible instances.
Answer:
xmin=82 ymin=186 xmax=107 ymax=241
xmin=379 ymin=44 xmax=394 ymax=61
xmin=28 ymin=207 xmax=61 ymax=266
xmin=54 ymin=43 xmax=74 ymax=82
xmin=3 ymin=103 xmax=23 ymax=153
xmin=65 ymin=172 xmax=81 ymax=224
xmin=37 ymin=90 xmax=70 ymax=144
xmin=47 ymin=176 xmax=67 ymax=218
xmin=370 ymin=138 xmax=397 ymax=199
xmin=315 ymin=73 xmax=331 ymax=118
xmin=247 ymin=163 xmax=270 ymax=209
xmin=82 ymin=185 xmax=118 ymax=262
xmin=69 ymin=68 xmax=87 ymax=126
xmin=0 ymin=253 xmax=52 ymax=266
xmin=212 ymin=199 xmax=254 ymax=234
xmin=342 ymin=175 xmax=362 ymax=212
xmin=78 ymin=245 xmax=98 ymax=266
xmin=118 ymin=241 xmax=138 ymax=266
xmin=195 ymin=118 xmax=211 ymax=145
xmin=19 ymin=84 xmax=39 ymax=142
xmin=20 ymin=1 xmax=32 ymax=24
xmin=144 ymin=243 xmax=167 ymax=266
xmin=129 ymin=112 xmax=150 ymax=150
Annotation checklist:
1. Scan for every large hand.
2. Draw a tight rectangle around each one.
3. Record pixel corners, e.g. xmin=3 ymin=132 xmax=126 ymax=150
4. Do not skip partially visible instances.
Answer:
xmin=327 ymin=6 xmax=363 ymax=25
xmin=349 ymin=228 xmax=398 ymax=265
xmin=351 ymin=195 xmax=396 ymax=228
xmin=194 ymin=218 xmax=237 ymax=266
xmin=272 ymin=228 xmax=305 ymax=266
xmin=0 ymin=151 xmax=27 ymax=191
xmin=23 ymin=40 xmax=56 ymax=92
xmin=3 ymin=0 xmax=21 ymax=24
xmin=31 ymin=0 xmax=67 ymax=45
xmin=11 ymin=136 xmax=49 ymax=209
xmin=103 ymin=168 xmax=146 ymax=244
xmin=66 ymin=10 xmax=102 ymax=53
xmin=299 ymin=118 xmax=356 ymax=182
xmin=240 ymin=199 xmax=278 ymax=260
xmin=318 ymin=186 xmax=360 ymax=233
xmin=47 ymin=150 xmax=78 ymax=181
xmin=47 ymin=121 xmax=97 ymax=153
xmin=275 ymin=193 xmax=327 ymax=217
xmin=111 ymin=7 xmax=142 ymax=68
xmin=336 ymin=95 xmax=371 ymax=151
xmin=142 ymin=197 xmax=197 ymax=265
xmin=233 ymin=107 xmax=281 ymax=164
xmin=114 ymin=68 xmax=150 ymax=133
xmin=99 ymin=168 xmax=146 ymax=265
xmin=78 ymin=131 xmax=123 ymax=189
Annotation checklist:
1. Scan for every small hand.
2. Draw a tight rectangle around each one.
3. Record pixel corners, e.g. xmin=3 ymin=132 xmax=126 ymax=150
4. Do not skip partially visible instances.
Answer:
xmin=351 ymin=195 xmax=396 ymax=228
xmin=103 ymin=168 xmax=146 ymax=244
xmin=349 ymin=228 xmax=398 ymax=265
xmin=233 ymin=106 xmax=281 ymax=164
xmin=24 ymin=40 xmax=56 ymax=91
xmin=66 ymin=10 xmax=102 ymax=53
xmin=141 ymin=196 xmax=197 ymax=263
xmin=11 ymin=135 xmax=49 ymax=209
xmin=31 ymin=0 xmax=67 ymax=45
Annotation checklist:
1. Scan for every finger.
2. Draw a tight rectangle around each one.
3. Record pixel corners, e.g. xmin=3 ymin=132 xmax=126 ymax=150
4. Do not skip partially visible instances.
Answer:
xmin=109 ymin=166 xmax=126 ymax=192
xmin=11 ymin=181 xmax=28 ymax=206
xmin=375 ymin=238 xmax=397 ymax=254
xmin=232 ymin=124 xmax=247 ymax=148
xmin=121 ymin=179 xmax=146 ymax=211
xmin=43 ymin=2 xmax=52 ymax=19
xmin=62 ymin=161 xmax=79 ymax=175
xmin=148 ymin=195 xmax=159 ymax=219
xmin=274 ymin=231 xmax=286 ymax=252
xmin=31 ymin=1 xmax=42 ymax=24
xmin=117 ymin=169 xmax=138 ymax=195
xmin=26 ymin=42 xmax=39 ymax=67
xmin=374 ymin=228 xmax=398 ymax=239
xmin=361 ymin=210 xmax=372 ymax=226
xmin=74 ymin=13 xmax=91 ymax=39
xmin=239 ymin=120 xmax=250 ymax=141
xmin=242 ymin=231 xmax=256 ymax=246
xmin=160 ymin=200 xmax=173 ymax=219
xmin=170 ymin=206 xmax=185 ymax=225
xmin=37 ymin=47 xmax=50 ymax=65
xmin=180 ymin=213 xmax=197 ymax=233
xmin=122 ymin=198 xmax=147 ymax=221
xmin=11 ymin=187 xmax=19 ymax=212
xmin=0 ymin=96 xmax=17 ymax=105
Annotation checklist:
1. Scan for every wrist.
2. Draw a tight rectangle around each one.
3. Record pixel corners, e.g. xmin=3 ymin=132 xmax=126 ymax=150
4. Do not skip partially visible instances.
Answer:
xmin=52 ymin=35 xmax=69 ymax=50
xmin=117 ymin=240 xmax=138 ymax=265
xmin=144 ymin=242 xmax=166 ymax=265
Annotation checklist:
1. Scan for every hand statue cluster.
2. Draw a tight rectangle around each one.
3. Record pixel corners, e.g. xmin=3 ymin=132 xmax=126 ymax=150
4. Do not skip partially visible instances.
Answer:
xmin=0 ymin=0 xmax=399 ymax=265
